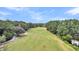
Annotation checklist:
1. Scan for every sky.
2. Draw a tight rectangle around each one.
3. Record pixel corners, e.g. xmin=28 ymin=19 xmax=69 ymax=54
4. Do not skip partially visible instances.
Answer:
xmin=0 ymin=7 xmax=79 ymax=23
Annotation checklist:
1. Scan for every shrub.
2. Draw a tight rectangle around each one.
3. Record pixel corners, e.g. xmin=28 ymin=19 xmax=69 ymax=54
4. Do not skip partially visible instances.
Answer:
xmin=14 ymin=26 xmax=25 ymax=36
xmin=62 ymin=34 xmax=72 ymax=41
xmin=3 ymin=31 xmax=15 ymax=41
xmin=0 ymin=35 xmax=6 ymax=43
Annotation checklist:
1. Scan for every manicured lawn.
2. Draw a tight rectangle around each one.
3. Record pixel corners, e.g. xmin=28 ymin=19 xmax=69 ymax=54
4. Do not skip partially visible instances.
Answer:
xmin=3 ymin=27 xmax=75 ymax=51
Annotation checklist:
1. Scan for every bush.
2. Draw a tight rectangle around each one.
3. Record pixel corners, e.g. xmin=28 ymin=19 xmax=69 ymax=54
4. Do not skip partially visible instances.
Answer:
xmin=3 ymin=31 xmax=15 ymax=41
xmin=0 ymin=35 xmax=6 ymax=43
xmin=61 ymin=34 xmax=72 ymax=41
xmin=14 ymin=26 xmax=25 ymax=36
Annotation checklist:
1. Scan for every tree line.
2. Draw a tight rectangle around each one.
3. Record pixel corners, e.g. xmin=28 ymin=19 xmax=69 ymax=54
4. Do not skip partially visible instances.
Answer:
xmin=46 ymin=19 xmax=79 ymax=43
xmin=0 ymin=19 xmax=79 ymax=45
xmin=0 ymin=20 xmax=30 ymax=43
xmin=0 ymin=20 xmax=45 ymax=43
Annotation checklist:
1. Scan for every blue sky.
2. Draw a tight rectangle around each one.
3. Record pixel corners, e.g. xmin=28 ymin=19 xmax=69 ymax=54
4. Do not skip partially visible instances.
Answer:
xmin=0 ymin=7 xmax=79 ymax=23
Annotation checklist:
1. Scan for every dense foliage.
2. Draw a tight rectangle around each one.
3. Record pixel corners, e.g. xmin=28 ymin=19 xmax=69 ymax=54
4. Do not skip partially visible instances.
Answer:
xmin=0 ymin=19 xmax=79 ymax=45
xmin=46 ymin=19 xmax=79 ymax=42
xmin=0 ymin=20 xmax=45 ymax=43
xmin=0 ymin=20 xmax=29 ymax=43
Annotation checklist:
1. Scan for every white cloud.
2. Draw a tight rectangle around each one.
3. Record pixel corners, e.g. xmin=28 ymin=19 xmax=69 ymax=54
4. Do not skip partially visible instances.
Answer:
xmin=5 ymin=7 xmax=44 ymax=22
xmin=0 ymin=17 xmax=5 ymax=19
xmin=0 ymin=11 xmax=11 ymax=16
xmin=26 ymin=8 xmax=54 ymax=22
xmin=4 ymin=7 xmax=54 ymax=23
xmin=6 ymin=7 xmax=24 ymax=11
xmin=49 ymin=17 xmax=68 ymax=21
xmin=30 ymin=12 xmax=44 ymax=21
xmin=26 ymin=9 xmax=45 ymax=22
xmin=66 ymin=7 xmax=79 ymax=15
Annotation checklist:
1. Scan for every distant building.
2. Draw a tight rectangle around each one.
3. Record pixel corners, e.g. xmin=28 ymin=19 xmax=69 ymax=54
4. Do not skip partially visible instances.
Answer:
xmin=71 ymin=33 xmax=79 ymax=46
xmin=71 ymin=39 xmax=79 ymax=46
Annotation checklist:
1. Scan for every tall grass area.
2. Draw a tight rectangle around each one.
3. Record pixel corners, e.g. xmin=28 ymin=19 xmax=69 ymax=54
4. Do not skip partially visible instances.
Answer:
xmin=2 ymin=27 xmax=75 ymax=51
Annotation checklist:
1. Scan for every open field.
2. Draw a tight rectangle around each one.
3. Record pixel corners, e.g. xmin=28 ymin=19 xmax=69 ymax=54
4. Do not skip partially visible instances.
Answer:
xmin=2 ymin=27 xmax=75 ymax=51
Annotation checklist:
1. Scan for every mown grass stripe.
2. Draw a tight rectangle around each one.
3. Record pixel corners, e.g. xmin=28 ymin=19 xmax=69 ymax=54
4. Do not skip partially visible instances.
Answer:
xmin=3 ymin=27 xmax=75 ymax=51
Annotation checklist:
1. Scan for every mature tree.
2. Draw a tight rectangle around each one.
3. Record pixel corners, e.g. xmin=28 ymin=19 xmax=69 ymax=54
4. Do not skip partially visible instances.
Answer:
xmin=46 ymin=19 xmax=79 ymax=41
xmin=46 ymin=21 xmax=60 ymax=34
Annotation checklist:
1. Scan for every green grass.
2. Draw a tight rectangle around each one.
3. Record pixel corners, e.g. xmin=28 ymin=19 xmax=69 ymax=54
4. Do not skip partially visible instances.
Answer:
xmin=2 ymin=27 xmax=75 ymax=51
